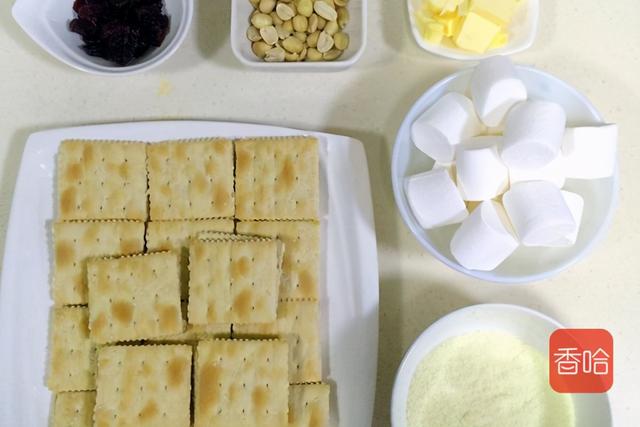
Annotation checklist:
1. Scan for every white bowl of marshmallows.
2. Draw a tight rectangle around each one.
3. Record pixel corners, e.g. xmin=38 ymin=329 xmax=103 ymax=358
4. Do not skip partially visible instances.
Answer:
xmin=392 ymin=56 xmax=618 ymax=284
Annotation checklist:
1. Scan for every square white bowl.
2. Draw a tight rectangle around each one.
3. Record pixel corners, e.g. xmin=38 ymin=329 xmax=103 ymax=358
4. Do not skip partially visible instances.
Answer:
xmin=406 ymin=0 xmax=539 ymax=60
xmin=12 ymin=0 xmax=194 ymax=76
xmin=231 ymin=0 xmax=367 ymax=71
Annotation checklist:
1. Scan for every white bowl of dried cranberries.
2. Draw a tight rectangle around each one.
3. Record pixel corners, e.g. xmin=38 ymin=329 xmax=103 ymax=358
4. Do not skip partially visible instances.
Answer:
xmin=12 ymin=0 xmax=194 ymax=75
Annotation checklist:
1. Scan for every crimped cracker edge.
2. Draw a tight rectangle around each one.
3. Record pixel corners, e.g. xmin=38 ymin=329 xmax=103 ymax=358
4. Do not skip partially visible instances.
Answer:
xmin=151 ymin=137 xmax=233 ymax=146
xmin=236 ymin=219 xmax=320 ymax=224
xmin=60 ymin=139 xmax=147 ymax=146
xmin=233 ymin=136 xmax=318 ymax=143
xmin=86 ymin=249 xmax=177 ymax=263
xmin=53 ymin=219 xmax=145 ymax=225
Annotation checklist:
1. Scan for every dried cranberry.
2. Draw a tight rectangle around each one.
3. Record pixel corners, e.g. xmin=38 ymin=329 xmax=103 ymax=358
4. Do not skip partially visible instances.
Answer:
xmin=68 ymin=0 xmax=170 ymax=67
xmin=69 ymin=18 xmax=98 ymax=41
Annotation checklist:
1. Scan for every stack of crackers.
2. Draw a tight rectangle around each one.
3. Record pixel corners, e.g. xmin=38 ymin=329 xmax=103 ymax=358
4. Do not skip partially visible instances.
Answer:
xmin=47 ymin=136 xmax=329 ymax=427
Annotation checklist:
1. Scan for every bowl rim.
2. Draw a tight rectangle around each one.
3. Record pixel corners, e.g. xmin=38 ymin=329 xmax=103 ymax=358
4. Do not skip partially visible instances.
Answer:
xmin=405 ymin=0 xmax=540 ymax=60
xmin=229 ymin=0 xmax=368 ymax=70
xmin=391 ymin=64 xmax=620 ymax=284
xmin=11 ymin=0 xmax=195 ymax=76
xmin=390 ymin=303 xmax=612 ymax=426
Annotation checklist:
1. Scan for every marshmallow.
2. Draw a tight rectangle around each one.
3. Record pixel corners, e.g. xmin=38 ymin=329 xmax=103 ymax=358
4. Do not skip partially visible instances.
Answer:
xmin=502 ymin=101 xmax=567 ymax=170
xmin=405 ymin=168 xmax=468 ymax=229
xmin=562 ymin=124 xmax=618 ymax=179
xmin=450 ymin=200 xmax=519 ymax=271
xmin=503 ymin=181 xmax=576 ymax=247
xmin=509 ymin=154 xmax=566 ymax=188
xmin=542 ymin=191 xmax=585 ymax=247
xmin=456 ymin=136 xmax=509 ymax=201
xmin=411 ymin=92 xmax=484 ymax=163
xmin=470 ymin=56 xmax=528 ymax=127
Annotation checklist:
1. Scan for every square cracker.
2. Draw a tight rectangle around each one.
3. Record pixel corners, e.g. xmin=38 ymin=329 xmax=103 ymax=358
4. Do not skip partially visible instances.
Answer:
xmin=57 ymin=140 xmax=147 ymax=220
xmin=147 ymin=139 xmax=234 ymax=220
xmin=87 ymin=252 xmax=183 ymax=344
xmin=146 ymin=219 xmax=235 ymax=298
xmin=288 ymin=384 xmax=330 ymax=427
xmin=194 ymin=339 xmax=288 ymax=427
xmin=52 ymin=391 xmax=96 ymax=427
xmin=234 ymin=300 xmax=321 ymax=383
xmin=53 ymin=220 xmax=145 ymax=305
xmin=235 ymin=137 xmax=319 ymax=220
xmin=188 ymin=238 xmax=281 ymax=325
xmin=237 ymin=221 xmax=320 ymax=299
xmin=47 ymin=306 xmax=96 ymax=392
xmin=95 ymin=345 xmax=191 ymax=427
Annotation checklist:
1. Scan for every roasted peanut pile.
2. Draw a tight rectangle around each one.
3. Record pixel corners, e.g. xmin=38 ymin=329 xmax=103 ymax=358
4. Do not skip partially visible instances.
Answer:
xmin=247 ymin=0 xmax=350 ymax=62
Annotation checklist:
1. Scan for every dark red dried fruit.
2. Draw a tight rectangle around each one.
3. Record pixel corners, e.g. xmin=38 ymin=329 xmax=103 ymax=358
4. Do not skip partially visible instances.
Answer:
xmin=68 ymin=0 xmax=170 ymax=66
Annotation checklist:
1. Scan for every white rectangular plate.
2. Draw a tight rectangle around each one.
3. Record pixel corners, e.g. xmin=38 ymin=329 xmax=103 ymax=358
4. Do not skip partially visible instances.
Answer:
xmin=0 ymin=121 xmax=379 ymax=427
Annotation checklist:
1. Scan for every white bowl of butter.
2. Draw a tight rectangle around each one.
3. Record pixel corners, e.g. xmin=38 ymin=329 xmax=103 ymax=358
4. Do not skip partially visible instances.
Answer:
xmin=391 ymin=304 xmax=612 ymax=427
xmin=407 ymin=0 xmax=539 ymax=59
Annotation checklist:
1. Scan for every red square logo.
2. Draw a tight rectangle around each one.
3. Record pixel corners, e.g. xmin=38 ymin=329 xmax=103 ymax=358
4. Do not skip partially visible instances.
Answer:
xmin=549 ymin=329 xmax=613 ymax=393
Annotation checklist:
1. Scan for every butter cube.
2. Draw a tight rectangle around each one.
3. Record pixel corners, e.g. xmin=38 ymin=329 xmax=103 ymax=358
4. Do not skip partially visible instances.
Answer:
xmin=458 ymin=0 xmax=471 ymax=16
xmin=455 ymin=11 xmax=501 ymax=53
xmin=489 ymin=31 xmax=509 ymax=49
xmin=414 ymin=9 xmax=432 ymax=33
xmin=471 ymin=0 xmax=524 ymax=25
xmin=424 ymin=22 xmax=446 ymax=44
xmin=429 ymin=0 xmax=462 ymax=14
xmin=434 ymin=12 xmax=461 ymax=37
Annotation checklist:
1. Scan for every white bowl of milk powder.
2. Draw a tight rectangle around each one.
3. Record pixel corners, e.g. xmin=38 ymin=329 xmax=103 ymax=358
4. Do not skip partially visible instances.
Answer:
xmin=391 ymin=304 xmax=612 ymax=427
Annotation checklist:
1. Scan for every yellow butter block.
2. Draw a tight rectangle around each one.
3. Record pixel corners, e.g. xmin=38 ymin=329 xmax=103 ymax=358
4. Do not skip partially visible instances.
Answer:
xmin=489 ymin=31 xmax=509 ymax=49
xmin=455 ymin=11 xmax=502 ymax=53
xmin=428 ymin=0 xmax=462 ymax=14
xmin=471 ymin=0 xmax=524 ymax=25
xmin=423 ymin=22 xmax=446 ymax=44
xmin=434 ymin=12 xmax=461 ymax=37
xmin=458 ymin=0 xmax=471 ymax=16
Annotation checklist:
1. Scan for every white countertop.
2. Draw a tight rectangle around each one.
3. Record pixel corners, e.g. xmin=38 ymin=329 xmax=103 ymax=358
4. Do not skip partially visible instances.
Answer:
xmin=1 ymin=0 xmax=638 ymax=425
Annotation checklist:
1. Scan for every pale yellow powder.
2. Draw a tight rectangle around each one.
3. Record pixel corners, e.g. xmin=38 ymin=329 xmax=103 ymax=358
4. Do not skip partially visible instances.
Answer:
xmin=407 ymin=331 xmax=575 ymax=427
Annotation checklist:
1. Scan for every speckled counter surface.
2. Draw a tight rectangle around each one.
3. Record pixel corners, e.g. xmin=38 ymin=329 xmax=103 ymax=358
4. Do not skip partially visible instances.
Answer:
xmin=0 ymin=0 xmax=638 ymax=425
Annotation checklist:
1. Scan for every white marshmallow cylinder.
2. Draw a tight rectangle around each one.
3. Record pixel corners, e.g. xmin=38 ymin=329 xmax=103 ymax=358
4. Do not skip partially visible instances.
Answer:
xmin=470 ymin=56 xmax=528 ymax=127
xmin=502 ymin=101 xmax=567 ymax=170
xmin=450 ymin=200 xmax=519 ymax=271
xmin=411 ymin=92 xmax=484 ymax=163
xmin=456 ymin=136 xmax=509 ymax=201
xmin=405 ymin=168 xmax=468 ymax=229
xmin=562 ymin=124 xmax=618 ymax=179
xmin=544 ymin=191 xmax=585 ymax=247
xmin=509 ymin=154 xmax=566 ymax=188
xmin=502 ymin=181 xmax=576 ymax=247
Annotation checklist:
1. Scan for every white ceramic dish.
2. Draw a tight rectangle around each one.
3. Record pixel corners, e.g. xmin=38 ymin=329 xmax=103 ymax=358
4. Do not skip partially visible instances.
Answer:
xmin=391 ymin=304 xmax=612 ymax=426
xmin=12 ymin=0 xmax=194 ymax=75
xmin=230 ymin=0 xmax=367 ymax=70
xmin=406 ymin=0 xmax=539 ymax=60
xmin=0 ymin=121 xmax=378 ymax=427
xmin=392 ymin=65 xmax=618 ymax=284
